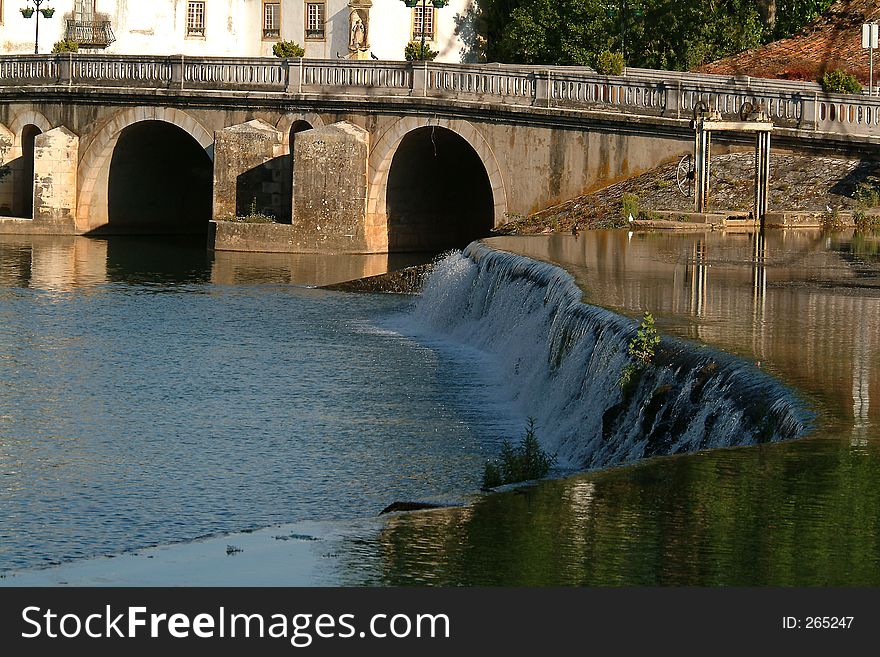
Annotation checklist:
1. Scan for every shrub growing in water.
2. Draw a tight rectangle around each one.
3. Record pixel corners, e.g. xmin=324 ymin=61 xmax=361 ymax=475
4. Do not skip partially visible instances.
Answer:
xmin=482 ymin=419 xmax=556 ymax=489
xmin=273 ymin=41 xmax=305 ymax=58
xmin=819 ymin=69 xmax=862 ymax=94
xmin=629 ymin=312 xmax=660 ymax=365
xmin=619 ymin=312 xmax=660 ymax=388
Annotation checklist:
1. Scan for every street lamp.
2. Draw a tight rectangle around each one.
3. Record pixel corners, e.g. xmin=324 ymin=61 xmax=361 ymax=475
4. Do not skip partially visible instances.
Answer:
xmin=401 ymin=0 xmax=447 ymax=61
xmin=20 ymin=1 xmax=56 ymax=54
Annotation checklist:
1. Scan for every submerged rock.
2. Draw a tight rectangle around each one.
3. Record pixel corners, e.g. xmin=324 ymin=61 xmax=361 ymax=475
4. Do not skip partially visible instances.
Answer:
xmin=379 ymin=501 xmax=445 ymax=515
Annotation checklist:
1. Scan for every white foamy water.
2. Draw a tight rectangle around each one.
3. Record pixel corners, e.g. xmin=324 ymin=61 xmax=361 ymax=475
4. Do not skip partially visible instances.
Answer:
xmin=405 ymin=243 xmax=811 ymax=469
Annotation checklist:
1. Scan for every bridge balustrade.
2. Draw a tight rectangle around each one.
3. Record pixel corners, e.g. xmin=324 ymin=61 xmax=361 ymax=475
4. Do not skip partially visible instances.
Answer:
xmin=3 ymin=54 xmax=880 ymax=138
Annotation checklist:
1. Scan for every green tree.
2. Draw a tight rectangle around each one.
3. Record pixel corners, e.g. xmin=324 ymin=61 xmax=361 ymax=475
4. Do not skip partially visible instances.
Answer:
xmin=470 ymin=0 xmax=830 ymax=71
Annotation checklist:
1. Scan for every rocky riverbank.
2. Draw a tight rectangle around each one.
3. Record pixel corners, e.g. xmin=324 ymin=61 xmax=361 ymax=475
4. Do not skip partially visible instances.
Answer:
xmin=496 ymin=153 xmax=880 ymax=235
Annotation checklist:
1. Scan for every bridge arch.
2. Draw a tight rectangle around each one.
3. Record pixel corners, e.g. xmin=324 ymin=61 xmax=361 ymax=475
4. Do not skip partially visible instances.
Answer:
xmin=369 ymin=117 xmax=506 ymax=252
xmin=7 ymin=111 xmax=52 ymax=219
xmin=77 ymin=107 xmax=213 ymax=232
xmin=9 ymin=110 xmax=53 ymax=145
xmin=276 ymin=112 xmax=324 ymax=152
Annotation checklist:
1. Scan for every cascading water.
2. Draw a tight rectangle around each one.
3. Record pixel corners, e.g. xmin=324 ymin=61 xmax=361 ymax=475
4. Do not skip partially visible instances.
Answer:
xmin=411 ymin=242 xmax=811 ymax=470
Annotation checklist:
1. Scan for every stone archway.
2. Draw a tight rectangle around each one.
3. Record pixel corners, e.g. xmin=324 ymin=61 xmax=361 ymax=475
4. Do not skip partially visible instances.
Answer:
xmin=368 ymin=117 xmax=507 ymax=252
xmin=275 ymin=112 xmax=325 ymax=152
xmin=77 ymin=107 xmax=213 ymax=232
xmin=9 ymin=110 xmax=53 ymax=146
xmin=5 ymin=111 xmax=54 ymax=218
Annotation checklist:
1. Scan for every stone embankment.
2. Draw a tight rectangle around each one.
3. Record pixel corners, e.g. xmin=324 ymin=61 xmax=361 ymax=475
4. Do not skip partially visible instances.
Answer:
xmin=497 ymin=153 xmax=880 ymax=235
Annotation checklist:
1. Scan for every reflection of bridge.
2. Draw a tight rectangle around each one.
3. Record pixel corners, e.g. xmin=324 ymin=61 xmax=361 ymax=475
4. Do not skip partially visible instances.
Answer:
xmin=2 ymin=56 xmax=879 ymax=252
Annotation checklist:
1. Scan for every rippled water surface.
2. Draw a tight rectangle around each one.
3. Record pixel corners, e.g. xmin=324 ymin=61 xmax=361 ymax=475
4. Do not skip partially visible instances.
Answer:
xmin=330 ymin=229 xmax=880 ymax=586
xmin=3 ymin=229 xmax=880 ymax=586
xmin=0 ymin=236 xmax=521 ymax=572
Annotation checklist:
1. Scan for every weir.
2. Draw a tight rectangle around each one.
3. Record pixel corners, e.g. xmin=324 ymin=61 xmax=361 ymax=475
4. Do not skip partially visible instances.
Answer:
xmin=414 ymin=243 xmax=810 ymax=469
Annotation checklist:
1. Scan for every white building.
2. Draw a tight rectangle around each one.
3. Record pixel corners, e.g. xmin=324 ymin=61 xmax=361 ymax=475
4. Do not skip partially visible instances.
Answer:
xmin=0 ymin=0 xmax=477 ymax=62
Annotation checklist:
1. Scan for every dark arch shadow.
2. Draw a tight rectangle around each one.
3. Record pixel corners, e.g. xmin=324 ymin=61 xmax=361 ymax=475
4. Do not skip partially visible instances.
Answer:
xmin=386 ymin=126 xmax=494 ymax=252
xmin=289 ymin=120 xmax=313 ymax=150
xmin=103 ymin=121 xmax=213 ymax=235
xmin=14 ymin=125 xmax=42 ymax=219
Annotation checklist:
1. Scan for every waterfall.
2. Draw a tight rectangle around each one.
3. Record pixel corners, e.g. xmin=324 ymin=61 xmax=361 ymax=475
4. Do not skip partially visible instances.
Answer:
xmin=411 ymin=242 xmax=811 ymax=470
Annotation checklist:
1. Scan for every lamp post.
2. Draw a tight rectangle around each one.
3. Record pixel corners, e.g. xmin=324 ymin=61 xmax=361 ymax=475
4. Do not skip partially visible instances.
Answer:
xmin=20 ymin=1 xmax=56 ymax=54
xmin=401 ymin=0 xmax=447 ymax=60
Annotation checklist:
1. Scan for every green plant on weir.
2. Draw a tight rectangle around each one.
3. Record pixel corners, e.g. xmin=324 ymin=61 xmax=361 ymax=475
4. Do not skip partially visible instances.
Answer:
xmin=273 ymin=41 xmax=305 ymax=58
xmin=629 ymin=312 xmax=660 ymax=366
xmin=482 ymin=418 xmax=556 ymax=489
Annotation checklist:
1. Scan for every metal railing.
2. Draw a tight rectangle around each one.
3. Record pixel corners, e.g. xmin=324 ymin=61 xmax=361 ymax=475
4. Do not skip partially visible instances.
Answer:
xmin=2 ymin=54 xmax=880 ymax=137
xmin=65 ymin=20 xmax=116 ymax=49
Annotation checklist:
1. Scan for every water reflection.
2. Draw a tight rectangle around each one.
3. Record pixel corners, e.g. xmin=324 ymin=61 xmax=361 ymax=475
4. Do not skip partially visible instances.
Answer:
xmin=351 ymin=435 xmax=880 ymax=586
xmin=0 ymin=235 xmax=436 ymax=289
xmin=344 ymin=228 xmax=880 ymax=587
xmin=488 ymin=230 xmax=880 ymax=434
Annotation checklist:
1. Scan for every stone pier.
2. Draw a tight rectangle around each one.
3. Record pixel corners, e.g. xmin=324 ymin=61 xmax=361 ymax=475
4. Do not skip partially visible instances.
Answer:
xmin=292 ymin=121 xmax=373 ymax=253
xmin=32 ymin=127 xmax=78 ymax=229
xmin=213 ymin=119 xmax=288 ymax=222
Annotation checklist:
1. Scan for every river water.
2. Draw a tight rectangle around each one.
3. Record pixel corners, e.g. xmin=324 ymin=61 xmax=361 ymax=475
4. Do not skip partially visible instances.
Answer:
xmin=0 ymin=235 xmax=523 ymax=573
xmin=1 ymin=229 xmax=878 ymax=585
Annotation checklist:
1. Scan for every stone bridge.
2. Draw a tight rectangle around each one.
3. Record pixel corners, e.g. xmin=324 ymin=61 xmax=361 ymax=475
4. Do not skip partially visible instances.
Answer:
xmin=1 ymin=54 xmax=879 ymax=253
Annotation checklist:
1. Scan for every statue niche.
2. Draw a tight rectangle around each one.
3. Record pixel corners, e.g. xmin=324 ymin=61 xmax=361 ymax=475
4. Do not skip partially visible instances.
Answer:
xmin=348 ymin=2 xmax=372 ymax=58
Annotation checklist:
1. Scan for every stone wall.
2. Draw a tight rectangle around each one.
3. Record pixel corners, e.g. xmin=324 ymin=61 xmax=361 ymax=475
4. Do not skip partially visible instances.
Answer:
xmin=292 ymin=122 xmax=372 ymax=253
xmin=213 ymin=120 xmax=288 ymax=223
xmin=32 ymin=127 xmax=78 ymax=229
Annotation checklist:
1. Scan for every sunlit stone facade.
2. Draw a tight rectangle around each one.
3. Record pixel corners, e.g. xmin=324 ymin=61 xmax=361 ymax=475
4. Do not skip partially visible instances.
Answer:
xmin=0 ymin=0 xmax=476 ymax=62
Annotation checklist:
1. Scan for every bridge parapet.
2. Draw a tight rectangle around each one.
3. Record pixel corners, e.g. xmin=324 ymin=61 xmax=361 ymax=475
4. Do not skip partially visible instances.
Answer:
xmin=3 ymin=54 xmax=880 ymax=138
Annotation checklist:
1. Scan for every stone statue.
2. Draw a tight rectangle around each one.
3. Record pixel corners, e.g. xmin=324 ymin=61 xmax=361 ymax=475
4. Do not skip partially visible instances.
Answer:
xmin=350 ymin=13 xmax=366 ymax=51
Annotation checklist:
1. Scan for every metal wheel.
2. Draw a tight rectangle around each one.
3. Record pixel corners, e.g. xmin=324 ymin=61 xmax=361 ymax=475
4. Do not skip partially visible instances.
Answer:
xmin=692 ymin=100 xmax=709 ymax=121
xmin=739 ymin=101 xmax=754 ymax=121
xmin=676 ymin=154 xmax=694 ymax=198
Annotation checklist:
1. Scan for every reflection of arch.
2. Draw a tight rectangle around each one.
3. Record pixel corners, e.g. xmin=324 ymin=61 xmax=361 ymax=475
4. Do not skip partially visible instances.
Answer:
xmin=9 ymin=110 xmax=52 ymax=145
xmin=276 ymin=112 xmax=324 ymax=151
xmin=77 ymin=107 xmax=212 ymax=231
xmin=368 ymin=116 xmax=507 ymax=239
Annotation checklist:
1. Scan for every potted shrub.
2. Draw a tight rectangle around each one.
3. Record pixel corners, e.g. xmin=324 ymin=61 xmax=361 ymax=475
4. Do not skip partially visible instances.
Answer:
xmin=404 ymin=40 xmax=438 ymax=62
xmin=20 ymin=7 xmax=35 ymax=18
xmin=272 ymin=40 xmax=305 ymax=58
xmin=51 ymin=39 xmax=79 ymax=53
xmin=40 ymin=8 xmax=55 ymax=17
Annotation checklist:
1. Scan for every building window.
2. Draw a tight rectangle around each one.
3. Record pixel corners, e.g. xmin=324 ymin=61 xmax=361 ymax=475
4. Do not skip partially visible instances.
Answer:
xmin=412 ymin=4 xmax=435 ymax=41
xmin=74 ymin=0 xmax=96 ymax=23
xmin=305 ymin=2 xmax=325 ymax=41
xmin=186 ymin=1 xmax=206 ymax=37
xmin=263 ymin=2 xmax=280 ymax=39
